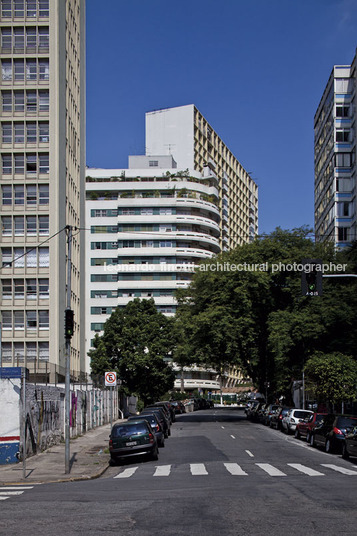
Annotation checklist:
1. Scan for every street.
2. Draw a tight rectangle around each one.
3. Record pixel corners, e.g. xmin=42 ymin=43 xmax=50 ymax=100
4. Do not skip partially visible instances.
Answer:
xmin=1 ymin=407 xmax=357 ymax=536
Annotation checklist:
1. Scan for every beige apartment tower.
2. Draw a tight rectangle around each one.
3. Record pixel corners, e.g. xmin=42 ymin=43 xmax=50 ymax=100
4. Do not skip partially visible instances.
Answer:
xmin=0 ymin=0 xmax=86 ymax=381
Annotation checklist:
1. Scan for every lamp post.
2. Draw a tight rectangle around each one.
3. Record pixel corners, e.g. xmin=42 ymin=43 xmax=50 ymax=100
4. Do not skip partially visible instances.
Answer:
xmin=65 ymin=226 xmax=73 ymax=474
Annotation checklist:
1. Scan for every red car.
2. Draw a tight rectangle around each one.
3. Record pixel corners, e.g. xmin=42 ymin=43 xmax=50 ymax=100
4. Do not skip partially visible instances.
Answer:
xmin=294 ymin=412 xmax=327 ymax=442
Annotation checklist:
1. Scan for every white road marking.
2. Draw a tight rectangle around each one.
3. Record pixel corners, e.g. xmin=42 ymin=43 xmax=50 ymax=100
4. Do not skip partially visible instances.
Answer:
xmin=190 ymin=463 xmax=208 ymax=475
xmin=0 ymin=486 xmax=34 ymax=490
xmin=224 ymin=463 xmax=248 ymax=476
xmin=256 ymin=463 xmax=287 ymax=476
xmin=221 ymin=426 xmax=225 ymax=429
xmin=114 ymin=466 xmax=138 ymax=478
xmin=321 ymin=464 xmax=357 ymax=475
xmin=287 ymin=463 xmax=325 ymax=476
xmin=245 ymin=450 xmax=254 ymax=457
xmin=153 ymin=465 xmax=171 ymax=477
xmin=0 ymin=491 xmax=25 ymax=496
xmin=0 ymin=497 xmax=9 ymax=501
xmin=230 ymin=435 xmax=236 ymax=439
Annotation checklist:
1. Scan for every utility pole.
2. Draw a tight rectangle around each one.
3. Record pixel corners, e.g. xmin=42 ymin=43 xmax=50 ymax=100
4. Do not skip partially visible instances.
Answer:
xmin=65 ymin=226 xmax=73 ymax=474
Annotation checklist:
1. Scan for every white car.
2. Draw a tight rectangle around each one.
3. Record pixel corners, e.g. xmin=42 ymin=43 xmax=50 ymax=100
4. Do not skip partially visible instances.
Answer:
xmin=281 ymin=409 xmax=313 ymax=434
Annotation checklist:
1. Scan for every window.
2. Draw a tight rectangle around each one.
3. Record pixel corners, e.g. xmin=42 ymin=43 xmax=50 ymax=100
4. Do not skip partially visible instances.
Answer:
xmin=1 ymin=1 xmax=11 ymax=17
xmin=14 ymin=342 xmax=24 ymax=363
xmin=27 ymin=0 xmax=37 ymax=17
xmin=39 ymin=153 xmax=49 ymax=173
xmin=1 ymin=310 xmax=12 ymax=329
xmin=149 ymin=160 xmax=159 ymax=167
xmin=14 ymin=247 xmax=25 ymax=268
xmin=2 ymin=185 xmax=12 ymax=205
xmin=335 ymin=153 xmax=351 ymax=167
xmin=26 ymin=184 xmax=37 ymax=204
xmin=39 ymin=122 xmax=49 ymax=142
xmin=338 ymin=227 xmax=348 ymax=242
xmin=336 ymin=105 xmax=349 ymax=118
xmin=14 ymin=185 xmax=24 ymax=205
xmin=2 ymin=90 xmax=12 ymax=111
xmin=26 ymin=153 xmax=36 ymax=173
xmin=39 ymin=0 xmax=49 ymax=17
xmin=14 ymin=59 xmax=25 ymax=80
xmin=26 ymin=310 xmax=37 ymax=329
xmin=38 ymin=342 xmax=49 ymax=361
xmin=26 ymin=27 xmax=36 ymax=48
xmin=38 ymin=247 xmax=49 ymax=267
xmin=14 ymin=310 xmax=24 ymax=330
xmin=26 ymin=342 xmax=36 ymax=360
xmin=2 ymin=216 xmax=12 ymax=235
xmin=38 ymin=215 xmax=49 ymax=235
xmin=1 ymin=28 xmax=11 ymax=50
xmin=1 ymin=248 xmax=12 ymax=267
xmin=14 ymin=279 xmax=24 ymax=298
xmin=14 ymin=122 xmax=24 ymax=143
xmin=38 ymin=310 xmax=49 ymax=329
xmin=14 ymin=0 xmax=25 ymax=17
xmin=15 ymin=90 xmax=24 ymax=111
xmin=39 ymin=59 xmax=49 ymax=80
xmin=336 ymin=130 xmax=350 ymax=142
xmin=39 ymin=90 xmax=49 ymax=111
xmin=14 ymin=27 xmax=24 ymax=50
xmin=38 ymin=278 xmax=49 ymax=298
xmin=39 ymin=184 xmax=49 ymax=204
xmin=2 ymin=154 xmax=12 ymax=174
xmin=26 ymin=90 xmax=36 ymax=111
xmin=14 ymin=216 xmax=24 ymax=235
xmin=38 ymin=27 xmax=49 ymax=49
xmin=26 ymin=121 xmax=36 ymax=143
xmin=26 ymin=215 xmax=36 ymax=235
xmin=26 ymin=278 xmax=37 ymax=299
xmin=2 ymin=123 xmax=12 ymax=143
xmin=2 ymin=60 xmax=12 ymax=80
xmin=15 ymin=153 xmax=24 ymax=173
xmin=26 ymin=59 xmax=37 ymax=80
xmin=26 ymin=247 xmax=36 ymax=267
xmin=2 ymin=279 xmax=12 ymax=299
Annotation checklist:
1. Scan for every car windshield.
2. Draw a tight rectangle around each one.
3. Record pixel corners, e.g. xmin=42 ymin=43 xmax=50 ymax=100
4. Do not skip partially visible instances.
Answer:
xmin=315 ymin=414 xmax=325 ymax=423
xmin=337 ymin=417 xmax=357 ymax=429
xmin=112 ymin=424 xmax=147 ymax=437
xmin=294 ymin=411 xmax=312 ymax=419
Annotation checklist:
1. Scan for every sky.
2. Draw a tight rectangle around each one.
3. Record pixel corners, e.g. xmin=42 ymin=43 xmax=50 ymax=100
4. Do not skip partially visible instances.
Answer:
xmin=86 ymin=0 xmax=357 ymax=235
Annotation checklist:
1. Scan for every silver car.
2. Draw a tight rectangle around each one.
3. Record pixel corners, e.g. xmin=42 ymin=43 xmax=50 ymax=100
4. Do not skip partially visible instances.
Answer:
xmin=281 ymin=409 xmax=313 ymax=434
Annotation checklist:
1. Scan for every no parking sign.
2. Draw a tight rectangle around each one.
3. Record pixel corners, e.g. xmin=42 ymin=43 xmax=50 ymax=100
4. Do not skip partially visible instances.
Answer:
xmin=105 ymin=371 xmax=117 ymax=387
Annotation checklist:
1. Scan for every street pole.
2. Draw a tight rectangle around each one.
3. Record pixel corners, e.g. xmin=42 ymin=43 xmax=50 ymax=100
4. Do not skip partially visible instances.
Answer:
xmin=22 ymin=368 xmax=26 ymax=479
xmin=65 ymin=226 xmax=72 ymax=474
xmin=110 ymin=386 xmax=113 ymax=431
xmin=302 ymin=368 xmax=305 ymax=409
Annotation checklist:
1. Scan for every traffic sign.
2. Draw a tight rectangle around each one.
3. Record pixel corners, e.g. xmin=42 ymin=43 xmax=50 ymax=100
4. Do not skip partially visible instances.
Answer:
xmin=105 ymin=371 xmax=117 ymax=386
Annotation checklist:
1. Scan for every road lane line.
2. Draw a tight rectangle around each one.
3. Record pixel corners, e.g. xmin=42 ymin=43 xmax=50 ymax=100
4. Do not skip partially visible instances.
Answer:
xmin=221 ymin=426 xmax=225 ymax=429
xmin=114 ymin=466 xmax=138 ymax=478
xmin=287 ymin=463 xmax=325 ymax=476
xmin=0 ymin=486 xmax=34 ymax=490
xmin=245 ymin=450 xmax=254 ymax=457
xmin=256 ymin=463 xmax=287 ymax=476
xmin=153 ymin=465 xmax=171 ymax=477
xmin=224 ymin=463 xmax=248 ymax=476
xmin=0 ymin=497 xmax=9 ymax=501
xmin=0 ymin=491 xmax=25 ymax=495
xmin=321 ymin=464 xmax=357 ymax=475
xmin=230 ymin=435 xmax=235 ymax=439
xmin=190 ymin=463 xmax=208 ymax=475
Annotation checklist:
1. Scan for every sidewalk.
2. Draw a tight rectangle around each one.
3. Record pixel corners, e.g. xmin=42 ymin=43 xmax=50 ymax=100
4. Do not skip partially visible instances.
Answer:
xmin=0 ymin=421 xmax=123 ymax=485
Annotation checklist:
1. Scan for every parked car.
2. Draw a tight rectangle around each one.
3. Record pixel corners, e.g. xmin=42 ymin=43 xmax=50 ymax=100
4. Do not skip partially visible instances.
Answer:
xmin=260 ymin=404 xmax=280 ymax=426
xmin=310 ymin=414 xmax=357 ymax=453
xmin=249 ymin=402 xmax=266 ymax=422
xmin=141 ymin=407 xmax=170 ymax=438
xmin=127 ymin=414 xmax=165 ymax=448
xmin=170 ymin=401 xmax=185 ymax=414
xmin=270 ymin=406 xmax=293 ymax=430
xmin=146 ymin=403 xmax=172 ymax=425
xmin=281 ymin=409 xmax=313 ymax=434
xmin=245 ymin=400 xmax=260 ymax=418
xmin=342 ymin=425 xmax=357 ymax=459
xmin=109 ymin=420 xmax=158 ymax=465
xmin=153 ymin=401 xmax=176 ymax=422
xmin=294 ymin=412 xmax=327 ymax=442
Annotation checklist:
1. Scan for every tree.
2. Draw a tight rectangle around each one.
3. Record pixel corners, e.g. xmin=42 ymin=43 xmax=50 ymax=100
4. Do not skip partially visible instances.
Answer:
xmin=88 ymin=299 xmax=176 ymax=405
xmin=305 ymin=352 xmax=357 ymax=409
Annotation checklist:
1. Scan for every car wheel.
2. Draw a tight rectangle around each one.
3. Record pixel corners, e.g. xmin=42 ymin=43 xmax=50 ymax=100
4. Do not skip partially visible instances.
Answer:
xmin=325 ymin=439 xmax=334 ymax=454
xmin=295 ymin=429 xmax=300 ymax=439
xmin=160 ymin=438 xmax=165 ymax=448
xmin=109 ymin=457 xmax=117 ymax=466
xmin=342 ymin=442 xmax=349 ymax=459
xmin=151 ymin=446 xmax=159 ymax=461
xmin=310 ymin=434 xmax=315 ymax=447
xmin=306 ymin=432 xmax=310 ymax=444
xmin=168 ymin=428 xmax=171 ymax=436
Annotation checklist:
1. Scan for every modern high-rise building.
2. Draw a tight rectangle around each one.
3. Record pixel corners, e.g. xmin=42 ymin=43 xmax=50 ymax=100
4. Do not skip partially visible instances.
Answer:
xmin=146 ymin=105 xmax=258 ymax=250
xmin=314 ymin=51 xmax=357 ymax=247
xmin=0 ymin=0 xmax=86 ymax=381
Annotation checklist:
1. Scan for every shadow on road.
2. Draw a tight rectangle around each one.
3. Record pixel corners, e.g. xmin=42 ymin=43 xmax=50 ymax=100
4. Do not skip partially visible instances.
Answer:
xmin=175 ymin=407 xmax=247 ymax=424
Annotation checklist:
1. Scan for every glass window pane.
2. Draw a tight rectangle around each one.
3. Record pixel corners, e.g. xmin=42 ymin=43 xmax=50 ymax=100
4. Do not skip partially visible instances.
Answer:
xmin=38 ymin=342 xmax=49 ymax=361
xmin=2 ymin=154 xmax=12 ymax=174
xmin=1 ymin=28 xmax=12 ymax=49
xmin=26 ymin=215 xmax=36 ymax=235
xmin=14 ymin=59 xmax=25 ymax=80
xmin=39 ymin=59 xmax=49 ymax=80
xmin=26 ymin=59 xmax=37 ymax=80
xmin=2 ymin=90 xmax=12 ymax=111
xmin=2 ymin=279 xmax=12 ymax=299
xmin=26 ymin=184 xmax=37 ymax=204
xmin=26 ymin=342 xmax=37 ymax=360
xmin=39 ymin=122 xmax=49 ymax=142
xmin=2 ymin=185 xmax=12 ymax=205
xmin=14 ymin=342 xmax=24 ymax=363
xmin=14 ymin=153 xmax=24 ymax=173
xmin=14 ymin=0 xmax=25 ymax=17
xmin=14 ymin=216 xmax=25 ymax=235
xmin=39 ymin=153 xmax=49 ymax=173
xmin=2 ymin=216 xmax=12 ymax=235
xmin=14 ymin=247 xmax=25 ymax=268
xmin=1 ymin=248 xmax=12 ymax=267
xmin=26 ymin=122 xmax=36 ymax=143
xmin=1 ymin=1 xmax=12 ymax=17
xmin=26 ymin=153 xmax=36 ymax=173
xmin=26 ymin=27 xmax=36 ymax=48
xmin=38 ymin=90 xmax=49 ymax=111
xmin=38 ymin=215 xmax=49 ymax=235
xmin=2 ymin=122 xmax=12 ymax=143
xmin=38 ymin=247 xmax=49 ymax=267
xmin=38 ymin=184 xmax=49 ymax=204
xmin=14 ymin=185 xmax=24 ymax=205
xmin=14 ymin=278 xmax=24 ymax=298
xmin=2 ymin=60 xmax=12 ymax=80
xmin=26 ymin=247 xmax=36 ymax=267
xmin=38 ymin=278 xmax=49 ymax=298
xmin=26 ymin=278 xmax=37 ymax=299
xmin=39 ymin=0 xmax=49 ymax=17
xmin=38 ymin=310 xmax=49 ymax=328
xmin=1 ymin=310 xmax=12 ymax=329
xmin=26 ymin=90 xmax=36 ymax=111
xmin=14 ymin=90 xmax=24 ymax=111
xmin=26 ymin=310 xmax=37 ymax=329
xmin=14 ymin=122 xmax=24 ymax=143
xmin=14 ymin=28 xmax=24 ymax=49
xmin=38 ymin=27 xmax=49 ymax=49
xmin=14 ymin=310 xmax=24 ymax=329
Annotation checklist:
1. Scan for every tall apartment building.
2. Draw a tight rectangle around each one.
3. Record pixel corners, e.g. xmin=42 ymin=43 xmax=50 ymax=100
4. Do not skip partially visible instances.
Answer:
xmin=146 ymin=105 xmax=258 ymax=250
xmin=0 ymin=0 xmax=86 ymax=381
xmin=314 ymin=51 xmax=357 ymax=247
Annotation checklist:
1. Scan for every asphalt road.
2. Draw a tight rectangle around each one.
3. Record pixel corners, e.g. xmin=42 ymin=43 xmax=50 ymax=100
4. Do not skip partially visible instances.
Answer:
xmin=1 ymin=407 xmax=357 ymax=536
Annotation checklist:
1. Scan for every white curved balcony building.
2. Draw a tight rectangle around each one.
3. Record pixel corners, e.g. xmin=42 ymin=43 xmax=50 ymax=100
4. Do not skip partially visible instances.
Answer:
xmin=86 ymin=158 xmax=221 ymax=356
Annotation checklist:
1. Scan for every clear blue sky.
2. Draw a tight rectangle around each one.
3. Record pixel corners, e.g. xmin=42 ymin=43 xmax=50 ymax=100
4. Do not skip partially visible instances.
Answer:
xmin=86 ymin=0 xmax=357 ymax=235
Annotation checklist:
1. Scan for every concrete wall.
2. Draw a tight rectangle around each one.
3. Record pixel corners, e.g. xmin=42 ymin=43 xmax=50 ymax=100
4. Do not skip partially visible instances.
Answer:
xmin=1 ymin=372 xmax=119 ymax=464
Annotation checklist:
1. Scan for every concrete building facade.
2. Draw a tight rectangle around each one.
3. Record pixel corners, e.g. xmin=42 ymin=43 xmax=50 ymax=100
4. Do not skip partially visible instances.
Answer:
xmin=0 ymin=0 xmax=86 ymax=381
xmin=314 ymin=52 xmax=357 ymax=247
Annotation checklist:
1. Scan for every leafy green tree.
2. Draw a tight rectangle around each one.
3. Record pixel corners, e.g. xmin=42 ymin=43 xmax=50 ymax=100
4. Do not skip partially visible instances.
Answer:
xmin=88 ymin=299 xmax=176 ymax=405
xmin=304 ymin=352 xmax=357 ymax=408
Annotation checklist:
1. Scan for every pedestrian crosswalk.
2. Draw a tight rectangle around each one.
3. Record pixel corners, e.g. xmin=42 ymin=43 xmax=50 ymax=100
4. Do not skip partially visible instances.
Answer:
xmin=0 ymin=486 xmax=34 ymax=501
xmin=113 ymin=462 xmax=357 ymax=479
